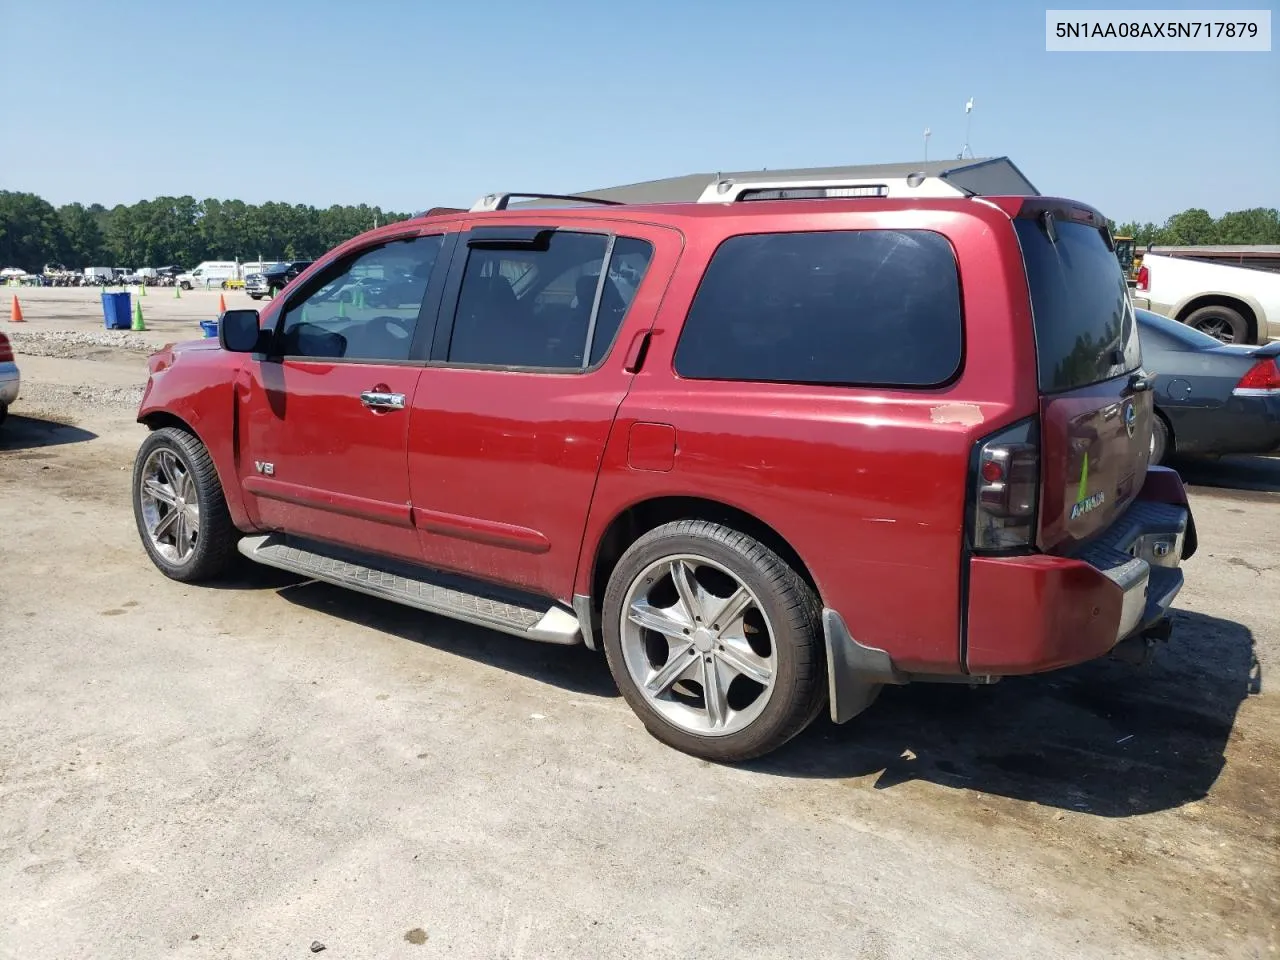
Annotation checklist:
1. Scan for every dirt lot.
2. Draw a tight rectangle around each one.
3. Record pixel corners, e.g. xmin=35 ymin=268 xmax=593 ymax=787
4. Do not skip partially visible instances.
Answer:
xmin=2 ymin=287 xmax=1278 ymax=959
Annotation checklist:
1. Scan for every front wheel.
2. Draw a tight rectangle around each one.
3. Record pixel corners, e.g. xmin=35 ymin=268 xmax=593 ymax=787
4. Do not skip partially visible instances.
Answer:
xmin=132 ymin=426 xmax=238 ymax=582
xmin=601 ymin=520 xmax=827 ymax=763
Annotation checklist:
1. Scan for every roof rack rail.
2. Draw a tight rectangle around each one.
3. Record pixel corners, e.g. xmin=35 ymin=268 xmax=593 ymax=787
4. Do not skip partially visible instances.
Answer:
xmin=696 ymin=174 xmax=974 ymax=203
xmin=469 ymin=192 xmax=624 ymax=212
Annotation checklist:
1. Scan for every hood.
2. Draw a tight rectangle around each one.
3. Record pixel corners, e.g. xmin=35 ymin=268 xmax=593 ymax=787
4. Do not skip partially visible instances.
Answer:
xmin=147 ymin=336 xmax=221 ymax=375
xmin=168 ymin=336 xmax=223 ymax=353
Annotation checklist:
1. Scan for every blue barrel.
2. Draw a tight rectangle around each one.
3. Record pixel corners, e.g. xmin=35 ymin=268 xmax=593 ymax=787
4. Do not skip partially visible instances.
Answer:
xmin=199 ymin=320 xmax=219 ymax=338
xmin=102 ymin=291 xmax=132 ymax=330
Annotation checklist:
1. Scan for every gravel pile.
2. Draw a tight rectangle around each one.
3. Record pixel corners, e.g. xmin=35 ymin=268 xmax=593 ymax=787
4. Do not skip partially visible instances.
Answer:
xmin=17 ymin=381 xmax=146 ymax=410
xmin=7 ymin=329 xmax=168 ymax=358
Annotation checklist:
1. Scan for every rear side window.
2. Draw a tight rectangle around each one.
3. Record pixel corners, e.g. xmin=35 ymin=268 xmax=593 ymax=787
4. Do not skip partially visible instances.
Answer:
xmin=673 ymin=230 xmax=963 ymax=387
xmin=1015 ymin=217 xmax=1140 ymax=393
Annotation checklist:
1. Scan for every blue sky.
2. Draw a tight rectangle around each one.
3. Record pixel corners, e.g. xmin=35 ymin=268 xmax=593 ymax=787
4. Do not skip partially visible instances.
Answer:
xmin=1 ymin=0 xmax=1275 ymax=224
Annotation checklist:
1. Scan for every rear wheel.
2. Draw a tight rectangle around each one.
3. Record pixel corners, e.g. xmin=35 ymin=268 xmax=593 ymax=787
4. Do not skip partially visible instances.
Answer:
xmin=601 ymin=520 xmax=826 ymax=763
xmin=132 ymin=427 xmax=238 ymax=582
xmin=1150 ymin=413 xmax=1171 ymax=464
xmin=1184 ymin=304 xmax=1249 ymax=344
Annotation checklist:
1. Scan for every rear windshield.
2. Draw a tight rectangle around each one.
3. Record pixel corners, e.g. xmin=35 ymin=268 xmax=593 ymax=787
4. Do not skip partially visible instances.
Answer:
xmin=1015 ymin=217 xmax=1140 ymax=393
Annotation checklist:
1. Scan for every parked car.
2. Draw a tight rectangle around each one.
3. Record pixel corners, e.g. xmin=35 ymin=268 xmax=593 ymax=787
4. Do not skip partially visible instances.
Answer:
xmin=0 ymin=331 xmax=20 ymax=426
xmin=245 ymin=260 xmax=314 ymax=299
xmin=1136 ymin=307 xmax=1280 ymax=462
xmin=129 ymin=187 xmax=1197 ymax=763
xmin=1134 ymin=251 xmax=1280 ymax=345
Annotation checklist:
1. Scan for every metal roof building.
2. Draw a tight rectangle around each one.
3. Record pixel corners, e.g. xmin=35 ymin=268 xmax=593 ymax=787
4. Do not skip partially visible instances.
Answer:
xmin=546 ymin=156 xmax=1040 ymax=206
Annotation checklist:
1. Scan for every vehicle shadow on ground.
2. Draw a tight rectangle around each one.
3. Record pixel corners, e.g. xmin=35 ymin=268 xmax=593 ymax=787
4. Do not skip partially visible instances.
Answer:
xmin=276 ymin=578 xmax=619 ymax=698
xmin=754 ymin=608 xmax=1260 ymax=817
xmin=201 ymin=559 xmax=310 ymax=592
xmin=1172 ymin=454 xmax=1280 ymax=494
xmin=0 ymin=414 xmax=98 ymax=451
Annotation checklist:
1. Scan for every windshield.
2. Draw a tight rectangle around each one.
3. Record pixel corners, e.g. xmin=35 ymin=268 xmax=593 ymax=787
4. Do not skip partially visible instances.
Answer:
xmin=1015 ymin=217 xmax=1141 ymax=394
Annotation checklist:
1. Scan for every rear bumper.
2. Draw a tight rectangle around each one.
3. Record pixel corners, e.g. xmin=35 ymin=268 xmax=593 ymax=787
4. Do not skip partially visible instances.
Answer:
xmin=821 ymin=467 xmax=1197 ymax=723
xmin=965 ymin=468 xmax=1194 ymax=675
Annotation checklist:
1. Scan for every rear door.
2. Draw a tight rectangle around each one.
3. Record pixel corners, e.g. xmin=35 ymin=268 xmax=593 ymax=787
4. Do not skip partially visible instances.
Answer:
xmin=1013 ymin=205 xmax=1152 ymax=553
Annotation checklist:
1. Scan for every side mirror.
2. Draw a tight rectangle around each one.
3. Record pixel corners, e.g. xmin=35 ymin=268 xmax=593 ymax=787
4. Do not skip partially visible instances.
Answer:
xmin=219 ymin=308 xmax=265 ymax=353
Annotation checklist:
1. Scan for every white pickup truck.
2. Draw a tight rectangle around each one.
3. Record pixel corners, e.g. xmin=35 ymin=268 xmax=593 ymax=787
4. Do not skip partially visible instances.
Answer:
xmin=1134 ymin=247 xmax=1280 ymax=345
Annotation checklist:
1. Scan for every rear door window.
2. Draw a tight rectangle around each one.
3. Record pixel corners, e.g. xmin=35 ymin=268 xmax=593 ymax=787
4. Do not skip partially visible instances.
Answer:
xmin=1015 ymin=217 xmax=1141 ymax=393
xmin=673 ymin=230 xmax=963 ymax=387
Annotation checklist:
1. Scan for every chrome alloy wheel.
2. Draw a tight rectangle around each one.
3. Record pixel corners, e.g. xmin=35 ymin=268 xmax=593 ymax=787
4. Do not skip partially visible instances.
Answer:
xmin=619 ymin=554 xmax=777 ymax=737
xmin=138 ymin=448 xmax=200 ymax=564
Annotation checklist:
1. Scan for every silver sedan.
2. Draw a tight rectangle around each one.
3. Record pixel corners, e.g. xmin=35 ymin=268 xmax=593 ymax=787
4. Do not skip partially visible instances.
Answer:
xmin=0 ymin=331 xmax=20 ymax=425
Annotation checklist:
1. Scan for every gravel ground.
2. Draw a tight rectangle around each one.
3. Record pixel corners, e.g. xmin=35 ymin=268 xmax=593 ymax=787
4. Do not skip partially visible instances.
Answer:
xmin=7 ymin=329 xmax=168 ymax=357
xmin=2 ymin=288 xmax=1277 ymax=959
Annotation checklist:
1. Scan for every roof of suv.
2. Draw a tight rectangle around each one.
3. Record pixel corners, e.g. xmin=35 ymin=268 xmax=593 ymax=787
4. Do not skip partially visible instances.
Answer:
xmin=412 ymin=195 xmax=1027 ymax=228
xmin=407 ymin=194 xmax=1104 ymax=232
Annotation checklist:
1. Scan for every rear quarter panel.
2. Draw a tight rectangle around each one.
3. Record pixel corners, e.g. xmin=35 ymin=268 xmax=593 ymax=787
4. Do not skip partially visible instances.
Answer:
xmin=1153 ymin=345 xmax=1280 ymax=453
xmin=579 ymin=202 xmax=1039 ymax=674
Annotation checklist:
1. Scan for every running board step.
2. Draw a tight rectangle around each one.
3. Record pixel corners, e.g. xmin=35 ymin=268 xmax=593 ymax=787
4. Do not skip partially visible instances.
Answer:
xmin=237 ymin=534 xmax=582 ymax=645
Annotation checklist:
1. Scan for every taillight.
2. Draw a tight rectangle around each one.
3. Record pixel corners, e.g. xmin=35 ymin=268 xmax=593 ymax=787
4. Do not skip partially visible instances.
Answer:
xmin=1233 ymin=358 xmax=1280 ymax=396
xmin=0 ymin=334 xmax=12 ymax=363
xmin=972 ymin=418 xmax=1040 ymax=552
xmin=1136 ymin=265 xmax=1149 ymax=291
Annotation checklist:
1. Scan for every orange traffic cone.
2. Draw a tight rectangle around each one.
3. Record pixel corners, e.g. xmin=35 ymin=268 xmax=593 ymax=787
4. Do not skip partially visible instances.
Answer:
xmin=218 ymin=293 xmax=227 ymax=314
xmin=9 ymin=295 xmax=24 ymax=322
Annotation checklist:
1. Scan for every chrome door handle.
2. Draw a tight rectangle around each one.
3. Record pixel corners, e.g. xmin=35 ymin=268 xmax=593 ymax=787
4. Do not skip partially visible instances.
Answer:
xmin=360 ymin=390 xmax=406 ymax=410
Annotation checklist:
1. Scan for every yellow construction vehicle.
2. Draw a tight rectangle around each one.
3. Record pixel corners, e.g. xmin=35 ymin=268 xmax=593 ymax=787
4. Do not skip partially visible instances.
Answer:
xmin=1114 ymin=235 xmax=1138 ymax=284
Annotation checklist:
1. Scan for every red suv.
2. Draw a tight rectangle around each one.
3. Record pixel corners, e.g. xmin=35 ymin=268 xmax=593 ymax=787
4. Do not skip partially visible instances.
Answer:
xmin=131 ymin=188 xmax=1197 ymax=762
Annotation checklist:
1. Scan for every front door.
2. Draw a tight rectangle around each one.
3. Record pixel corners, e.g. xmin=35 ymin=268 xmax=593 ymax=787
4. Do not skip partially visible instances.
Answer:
xmin=407 ymin=220 xmax=679 ymax=598
xmin=237 ymin=231 xmax=449 ymax=560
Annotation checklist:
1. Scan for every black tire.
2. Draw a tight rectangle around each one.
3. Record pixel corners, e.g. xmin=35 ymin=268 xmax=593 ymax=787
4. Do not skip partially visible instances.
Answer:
xmin=1184 ymin=304 xmax=1249 ymax=344
xmin=0 ymin=404 xmax=7 ymax=427
xmin=132 ymin=426 xmax=238 ymax=582
xmin=601 ymin=519 xmax=827 ymax=763
xmin=1150 ymin=413 xmax=1171 ymax=465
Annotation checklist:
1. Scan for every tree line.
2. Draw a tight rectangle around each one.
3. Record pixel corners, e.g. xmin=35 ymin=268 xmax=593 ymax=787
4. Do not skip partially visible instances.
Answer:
xmin=0 ymin=190 xmax=413 ymax=273
xmin=3 ymin=189 xmax=1279 ymax=274
xmin=1113 ymin=206 xmax=1280 ymax=246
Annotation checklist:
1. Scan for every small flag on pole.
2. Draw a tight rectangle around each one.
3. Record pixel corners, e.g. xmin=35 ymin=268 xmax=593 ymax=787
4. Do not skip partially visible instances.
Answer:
xmin=965 ymin=98 xmax=974 ymax=114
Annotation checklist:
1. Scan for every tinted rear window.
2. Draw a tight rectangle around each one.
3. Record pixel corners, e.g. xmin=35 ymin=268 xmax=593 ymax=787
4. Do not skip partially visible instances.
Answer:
xmin=1015 ymin=217 xmax=1140 ymax=393
xmin=673 ymin=230 xmax=963 ymax=387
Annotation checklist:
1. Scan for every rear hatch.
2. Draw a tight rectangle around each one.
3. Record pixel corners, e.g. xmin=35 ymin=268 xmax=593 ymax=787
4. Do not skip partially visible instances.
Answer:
xmin=1013 ymin=202 xmax=1152 ymax=554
